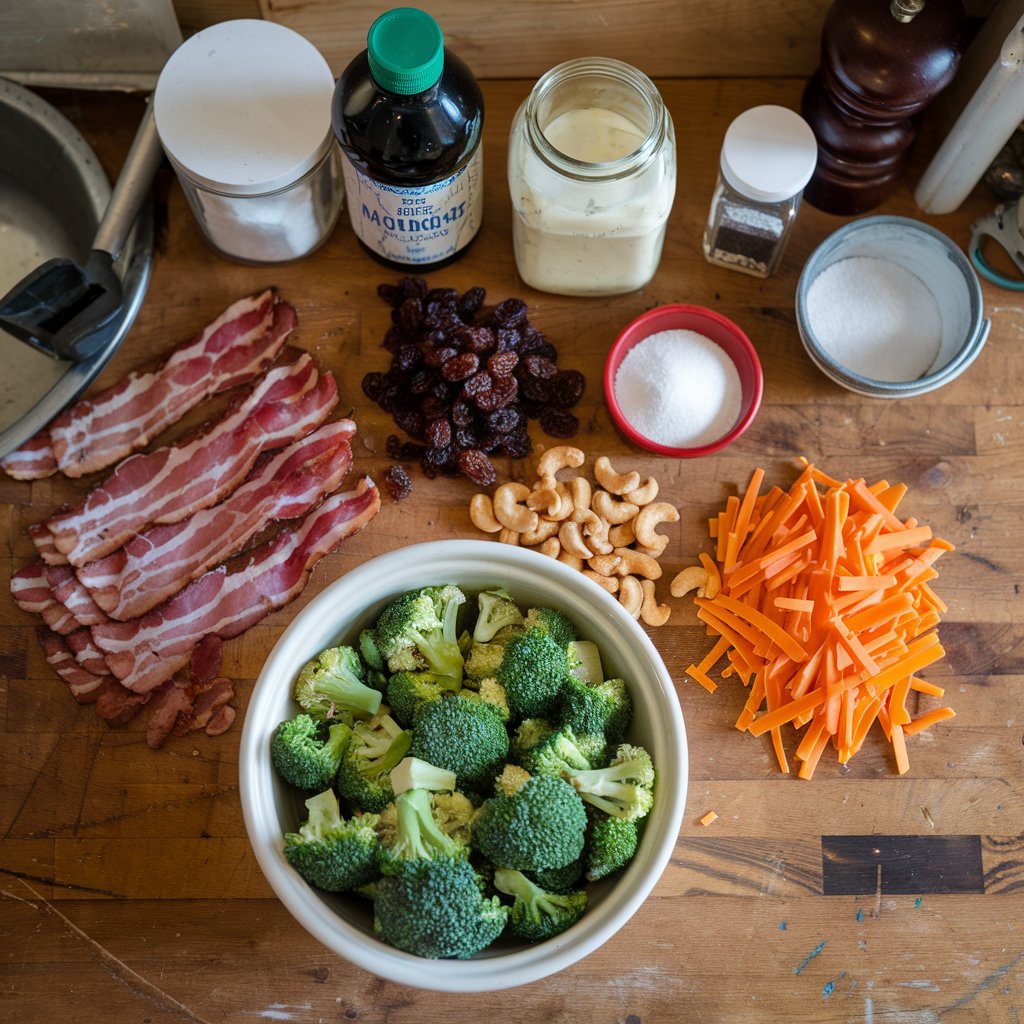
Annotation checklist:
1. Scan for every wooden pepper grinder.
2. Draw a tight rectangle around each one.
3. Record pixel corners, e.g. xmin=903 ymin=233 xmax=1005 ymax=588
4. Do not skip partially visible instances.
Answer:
xmin=801 ymin=0 xmax=967 ymax=215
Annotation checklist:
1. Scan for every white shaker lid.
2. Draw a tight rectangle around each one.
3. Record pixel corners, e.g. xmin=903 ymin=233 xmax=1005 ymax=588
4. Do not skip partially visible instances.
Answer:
xmin=720 ymin=105 xmax=818 ymax=204
xmin=154 ymin=19 xmax=335 ymax=195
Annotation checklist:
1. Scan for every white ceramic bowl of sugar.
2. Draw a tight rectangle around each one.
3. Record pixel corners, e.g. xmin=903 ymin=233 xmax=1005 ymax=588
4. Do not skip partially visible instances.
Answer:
xmin=795 ymin=216 xmax=989 ymax=398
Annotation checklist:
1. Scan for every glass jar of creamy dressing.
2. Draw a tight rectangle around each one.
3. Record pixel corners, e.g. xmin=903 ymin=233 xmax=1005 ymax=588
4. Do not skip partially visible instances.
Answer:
xmin=508 ymin=58 xmax=676 ymax=296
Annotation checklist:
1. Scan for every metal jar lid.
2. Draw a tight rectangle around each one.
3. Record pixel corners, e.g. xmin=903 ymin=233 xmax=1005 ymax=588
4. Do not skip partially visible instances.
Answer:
xmin=154 ymin=19 xmax=335 ymax=196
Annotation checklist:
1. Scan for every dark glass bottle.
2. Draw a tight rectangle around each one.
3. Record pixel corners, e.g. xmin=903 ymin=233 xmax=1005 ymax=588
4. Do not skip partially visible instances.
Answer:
xmin=801 ymin=0 xmax=966 ymax=215
xmin=332 ymin=7 xmax=485 ymax=271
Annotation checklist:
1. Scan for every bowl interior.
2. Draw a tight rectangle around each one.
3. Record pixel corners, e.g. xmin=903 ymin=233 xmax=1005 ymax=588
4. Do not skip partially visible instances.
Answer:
xmin=239 ymin=540 xmax=688 ymax=992
xmin=603 ymin=304 xmax=763 ymax=457
xmin=796 ymin=217 xmax=986 ymax=397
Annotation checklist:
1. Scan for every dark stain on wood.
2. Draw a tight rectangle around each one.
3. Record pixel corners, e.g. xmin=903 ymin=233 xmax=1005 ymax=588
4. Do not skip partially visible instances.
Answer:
xmin=821 ymin=834 xmax=985 ymax=895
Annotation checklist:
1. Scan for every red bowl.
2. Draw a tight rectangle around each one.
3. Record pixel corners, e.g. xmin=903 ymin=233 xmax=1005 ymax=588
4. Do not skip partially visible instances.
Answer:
xmin=603 ymin=304 xmax=763 ymax=457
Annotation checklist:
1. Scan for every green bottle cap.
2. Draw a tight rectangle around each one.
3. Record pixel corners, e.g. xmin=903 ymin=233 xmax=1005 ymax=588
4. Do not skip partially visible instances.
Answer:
xmin=367 ymin=8 xmax=445 ymax=95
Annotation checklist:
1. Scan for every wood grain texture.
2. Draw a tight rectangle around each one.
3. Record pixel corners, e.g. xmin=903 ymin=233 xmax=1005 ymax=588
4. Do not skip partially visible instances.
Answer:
xmin=1 ymin=78 xmax=1022 ymax=1021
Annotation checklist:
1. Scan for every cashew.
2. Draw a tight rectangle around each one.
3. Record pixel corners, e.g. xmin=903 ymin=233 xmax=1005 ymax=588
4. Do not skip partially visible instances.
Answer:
xmin=558 ymin=520 xmax=594 ymax=559
xmin=539 ymin=537 xmax=561 ymax=559
xmin=498 ymin=528 xmax=520 ymax=546
xmin=594 ymin=456 xmax=641 ymax=496
xmin=468 ymin=493 xmax=502 ymax=534
xmin=583 ymin=569 xmax=620 ymax=594
xmin=540 ymin=484 xmax=575 ymax=522
xmin=592 ymin=490 xmax=640 ymax=525
xmin=571 ymin=508 xmax=614 ymax=555
xmin=570 ymin=476 xmax=592 ymax=513
xmin=519 ymin=519 xmax=559 ymax=546
xmin=614 ymin=547 xmax=662 ymax=580
xmin=624 ymin=477 xmax=659 ymax=506
xmin=635 ymin=539 xmax=669 ymax=558
xmin=639 ymin=579 xmax=671 ymax=627
xmin=670 ymin=565 xmax=709 ymax=598
xmin=536 ymin=445 xmax=585 ymax=486
xmin=557 ymin=551 xmax=584 ymax=571
xmin=588 ymin=553 xmax=622 ymax=577
xmin=492 ymin=482 xmax=538 ymax=534
xmin=618 ymin=574 xmax=643 ymax=618
xmin=634 ymin=501 xmax=680 ymax=553
xmin=526 ymin=486 xmax=560 ymax=516
xmin=607 ymin=520 xmax=637 ymax=548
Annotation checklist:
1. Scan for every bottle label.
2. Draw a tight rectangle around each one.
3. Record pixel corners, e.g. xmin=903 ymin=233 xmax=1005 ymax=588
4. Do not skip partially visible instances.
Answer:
xmin=341 ymin=148 xmax=483 ymax=265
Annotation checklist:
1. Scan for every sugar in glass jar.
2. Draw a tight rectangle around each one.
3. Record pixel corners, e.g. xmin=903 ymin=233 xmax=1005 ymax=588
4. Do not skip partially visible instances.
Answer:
xmin=508 ymin=58 xmax=677 ymax=297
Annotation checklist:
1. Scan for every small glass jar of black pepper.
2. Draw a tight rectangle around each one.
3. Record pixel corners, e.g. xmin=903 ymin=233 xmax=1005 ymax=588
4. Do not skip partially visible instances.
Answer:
xmin=703 ymin=105 xmax=818 ymax=278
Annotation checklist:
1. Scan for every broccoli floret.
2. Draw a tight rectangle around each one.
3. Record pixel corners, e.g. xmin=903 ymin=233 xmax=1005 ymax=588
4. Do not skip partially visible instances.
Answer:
xmin=496 ymin=626 xmax=570 ymax=720
xmin=472 ymin=588 xmax=524 ymax=643
xmin=293 ymin=645 xmax=383 ymax=722
xmin=509 ymin=717 xmax=554 ymax=764
xmin=410 ymin=695 xmax=510 ymax=791
xmin=374 ymin=586 xmax=466 ymax=681
xmin=382 ymin=785 xmax=464 ymax=865
xmin=271 ymin=715 xmax=352 ymax=792
xmin=464 ymin=640 xmax=507 ymax=679
xmin=359 ymin=628 xmax=383 ymax=670
xmin=519 ymin=724 xmax=592 ymax=778
xmin=493 ymin=868 xmax=588 ymax=942
xmin=567 ymin=640 xmax=604 ymax=684
xmin=527 ymin=857 xmax=585 ymax=894
xmin=562 ymin=743 xmax=655 ymax=820
xmin=335 ymin=714 xmax=413 ymax=812
xmin=365 ymin=667 xmax=389 ymax=694
xmin=558 ymin=676 xmax=633 ymax=744
xmin=524 ymin=606 xmax=577 ymax=650
xmin=374 ymin=855 xmax=507 ymax=959
xmin=572 ymin=731 xmax=610 ymax=769
xmin=585 ymin=811 xmax=640 ymax=881
xmin=386 ymin=670 xmax=461 ymax=728
xmin=432 ymin=791 xmax=478 ymax=845
xmin=282 ymin=789 xmax=381 ymax=892
xmin=461 ymin=677 xmax=510 ymax=722
xmin=473 ymin=769 xmax=587 ymax=872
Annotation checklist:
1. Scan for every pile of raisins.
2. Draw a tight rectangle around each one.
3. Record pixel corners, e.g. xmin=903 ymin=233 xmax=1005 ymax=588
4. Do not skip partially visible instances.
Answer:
xmin=362 ymin=277 xmax=585 ymax=487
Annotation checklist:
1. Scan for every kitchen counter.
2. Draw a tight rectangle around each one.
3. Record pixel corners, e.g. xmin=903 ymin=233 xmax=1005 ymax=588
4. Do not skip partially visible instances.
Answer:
xmin=1 ymin=80 xmax=1022 ymax=1023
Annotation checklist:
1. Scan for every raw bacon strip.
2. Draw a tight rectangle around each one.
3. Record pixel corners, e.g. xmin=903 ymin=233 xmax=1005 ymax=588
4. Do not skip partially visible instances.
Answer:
xmin=1 ymin=290 xmax=295 ymax=481
xmin=28 ymin=523 xmax=66 ymax=567
xmin=92 ymin=477 xmax=381 ymax=694
xmin=40 ymin=352 xmax=338 ymax=566
xmin=2 ymin=434 xmax=56 ymax=479
xmin=48 ymin=567 xmax=110 ymax=627
xmin=191 ymin=679 xmax=236 ymax=736
xmin=12 ymin=565 xmax=73 ymax=630
xmin=190 ymin=635 xmax=224 ymax=687
xmin=78 ymin=419 xmax=355 ymax=620
xmin=65 ymin=628 xmax=112 ymax=676
xmin=38 ymin=629 xmax=108 ymax=702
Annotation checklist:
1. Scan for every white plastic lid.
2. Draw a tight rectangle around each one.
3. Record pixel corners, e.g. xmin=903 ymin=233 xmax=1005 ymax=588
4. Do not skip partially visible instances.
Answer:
xmin=154 ymin=19 xmax=336 ymax=196
xmin=719 ymin=105 xmax=818 ymax=204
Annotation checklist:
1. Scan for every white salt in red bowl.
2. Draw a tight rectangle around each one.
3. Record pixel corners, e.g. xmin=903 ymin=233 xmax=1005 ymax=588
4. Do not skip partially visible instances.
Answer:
xmin=795 ymin=216 xmax=990 ymax=398
xmin=603 ymin=304 xmax=763 ymax=457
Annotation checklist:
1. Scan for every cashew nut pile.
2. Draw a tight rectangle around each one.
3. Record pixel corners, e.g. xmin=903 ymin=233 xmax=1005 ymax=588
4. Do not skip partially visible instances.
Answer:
xmin=468 ymin=447 xmax=680 ymax=627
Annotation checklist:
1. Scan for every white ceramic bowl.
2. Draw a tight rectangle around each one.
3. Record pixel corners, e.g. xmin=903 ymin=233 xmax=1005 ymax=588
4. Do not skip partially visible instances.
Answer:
xmin=239 ymin=539 xmax=688 ymax=992
xmin=795 ymin=216 xmax=990 ymax=398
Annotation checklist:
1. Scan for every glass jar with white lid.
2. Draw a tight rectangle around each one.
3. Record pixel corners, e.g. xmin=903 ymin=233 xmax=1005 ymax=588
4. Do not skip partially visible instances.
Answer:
xmin=508 ymin=58 xmax=677 ymax=297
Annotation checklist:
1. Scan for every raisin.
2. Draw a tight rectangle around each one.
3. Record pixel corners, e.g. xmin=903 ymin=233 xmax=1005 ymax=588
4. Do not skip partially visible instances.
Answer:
xmin=451 ymin=400 xmax=475 ymax=428
xmin=382 ymin=464 xmax=413 ymax=501
xmin=381 ymin=326 xmax=408 ymax=352
xmin=549 ymin=368 xmax=586 ymax=408
xmin=523 ymin=354 xmax=557 ymax=379
xmin=385 ymin=434 xmax=403 ymax=459
xmin=423 ymin=345 xmax=457 ymax=369
xmin=409 ymin=368 xmax=436 ymax=395
xmin=473 ymin=389 xmax=500 ymax=412
xmin=520 ymin=376 xmax=552 ymax=403
xmin=423 ymin=443 xmax=454 ymax=469
xmin=490 ymin=375 xmax=518 ymax=406
xmin=462 ymin=371 xmax=493 ymax=398
xmin=377 ymin=283 xmax=402 ymax=307
xmin=425 ymin=287 xmax=459 ymax=305
xmin=540 ymin=408 xmax=580 ymax=438
xmin=486 ymin=408 xmax=523 ymax=434
xmin=400 ymin=441 xmax=427 ymax=461
xmin=397 ymin=297 xmax=423 ymax=334
xmin=453 ymin=425 xmax=479 ymax=450
xmin=361 ymin=371 xmax=384 ymax=402
xmin=393 ymin=344 xmax=423 ymax=372
xmin=457 ymin=286 xmax=486 ymax=321
xmin=425 ymin=417 xmax=452 ymax=449
xmin=430 ymin=378 xmax=454 ymax=403
xmin=492 ymin=297 xmax=529 ymax=328
xmin=457 ymin=449 xmax=497 ymax=486
xmin=394 ymin=407 xmax=425 ymax=438
xmin=518 ymin=326 xmax=547 ymax=353
xmin=399 ymin=276 xmax=428 ymax=300
xmin=441 ymin=351 xmax=479 ymax=381
xmin=494 ymin=328 xmax=522 ymax=352
xmin=488 ymin=350 xmax=519 ymax=377
xmin=419 ymin=395 xmax=447 ymax=420
xmin=456 ymin=325 xmax=496 ymax=354
xmin=501 ymin=432 xmax=534 ymax=458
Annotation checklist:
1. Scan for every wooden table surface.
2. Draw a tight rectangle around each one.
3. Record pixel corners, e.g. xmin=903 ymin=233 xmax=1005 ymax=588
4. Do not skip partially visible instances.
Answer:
xmin=2 ymin=79 xmax=1022 ymax=1023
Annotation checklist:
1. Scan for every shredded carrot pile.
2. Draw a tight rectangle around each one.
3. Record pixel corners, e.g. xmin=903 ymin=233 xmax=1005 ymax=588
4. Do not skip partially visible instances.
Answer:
xmin=685 ymin=460 xmax=956 ymax=779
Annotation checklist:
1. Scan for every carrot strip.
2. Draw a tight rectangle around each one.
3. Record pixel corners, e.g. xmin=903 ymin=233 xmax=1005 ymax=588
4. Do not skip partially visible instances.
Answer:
xmin=910 ymin=677 xmax=945 ymax=698
xmin=865 ymin=525 xmax=933 ymax=555
xmin=698 ymin=810 xmax=719 ymax=827
xmin=837 ymin=574 xmax=898 ymax=591
xmin=902 ymin=707 xmax=956 ymax=736
xmin=702 ymin=592 xmax=808 ymax=663
xmin=890 ymin=723 xmax=910 ymax=775
xmin=774 ymin=596 xmax=815 ymax=613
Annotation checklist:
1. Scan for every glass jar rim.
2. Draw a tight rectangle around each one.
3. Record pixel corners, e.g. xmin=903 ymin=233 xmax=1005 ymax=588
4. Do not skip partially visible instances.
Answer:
xmin=524 ymin=57 xmax=667 ymax=182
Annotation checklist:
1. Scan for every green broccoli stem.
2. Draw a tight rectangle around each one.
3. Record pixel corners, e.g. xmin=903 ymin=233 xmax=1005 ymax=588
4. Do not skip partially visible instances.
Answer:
xmin=408 ymin=627 xmax=464 ymax=683
xmin=390 ymin=788 xmax=462 ymax=862
xmin=298 ymin=789 xmax=344 ymax=842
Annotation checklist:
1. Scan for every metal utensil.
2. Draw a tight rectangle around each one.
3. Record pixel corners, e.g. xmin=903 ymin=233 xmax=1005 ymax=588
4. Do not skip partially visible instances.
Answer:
xmin=0 ymin=102 xmax=162 ymax=361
